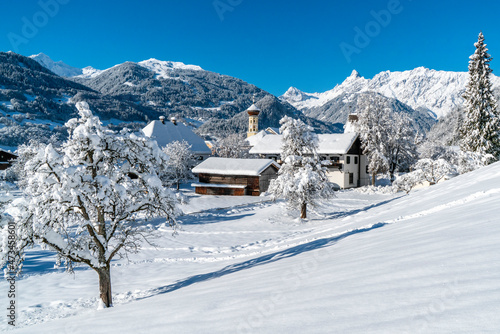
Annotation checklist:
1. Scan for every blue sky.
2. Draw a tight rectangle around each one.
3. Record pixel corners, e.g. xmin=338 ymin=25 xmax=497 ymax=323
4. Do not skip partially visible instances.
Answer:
xmin=1 ymin=0 xmax=499 ymax=96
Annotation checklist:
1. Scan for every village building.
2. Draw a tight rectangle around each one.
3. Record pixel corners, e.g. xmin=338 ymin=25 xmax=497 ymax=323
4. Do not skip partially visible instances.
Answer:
xmin=192 ymin=157 xmax=280 ymax=196
xmin=248 ymin=115 xmax=370 ymax=189
xmin=142 ymin=116 xmax=212 ymax=161
xmin=0 ymin=149 xmax=17 ymax=170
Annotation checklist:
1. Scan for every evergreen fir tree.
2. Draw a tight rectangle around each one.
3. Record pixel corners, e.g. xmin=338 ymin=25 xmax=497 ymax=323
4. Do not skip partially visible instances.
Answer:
xmin=460 ymin=32 xmax=500 ymax=159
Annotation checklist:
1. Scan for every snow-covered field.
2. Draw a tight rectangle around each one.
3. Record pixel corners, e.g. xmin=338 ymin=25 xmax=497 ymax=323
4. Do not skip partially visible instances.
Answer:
xmin=2 ymin=162 xmax=500 ymax=333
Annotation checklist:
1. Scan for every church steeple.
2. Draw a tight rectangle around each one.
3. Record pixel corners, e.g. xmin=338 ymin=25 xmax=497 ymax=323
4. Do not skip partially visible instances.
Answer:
xmin=246 ymin=95 xmax=261 ymax=138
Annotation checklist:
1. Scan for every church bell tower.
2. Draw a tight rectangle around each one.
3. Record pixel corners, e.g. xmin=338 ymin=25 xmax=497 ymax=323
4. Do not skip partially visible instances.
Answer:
xmin=246 ymin=98 xmax=261 ymax=138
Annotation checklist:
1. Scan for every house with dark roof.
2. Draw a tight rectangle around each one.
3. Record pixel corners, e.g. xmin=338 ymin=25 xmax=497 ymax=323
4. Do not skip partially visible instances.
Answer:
xmin=192 ymin=157 xmax=280 ymax=196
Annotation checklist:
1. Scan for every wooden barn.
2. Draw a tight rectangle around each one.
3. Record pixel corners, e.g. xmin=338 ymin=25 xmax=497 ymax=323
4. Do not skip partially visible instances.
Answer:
xmin=0 ymin=149 xmax=17 ymax=170
xmin=192 ymin=158 xmax=280 ymax=196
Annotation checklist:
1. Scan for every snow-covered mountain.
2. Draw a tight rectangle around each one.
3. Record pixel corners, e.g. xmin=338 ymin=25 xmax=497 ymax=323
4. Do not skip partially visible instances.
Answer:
xmin=1 ymin=52 xmax=333 ymax=150
xmin=29 ymin=53 xmax=84 ymax=77
xmin=138 ymin=58 xmax=203 ymax=79
xmin=78 ymin=66 xmax=104 ymax=78
xmin=281 ymin=67 xmax=500 ymax=119
xmin=29 ymin=54 xmax=205 ymax=80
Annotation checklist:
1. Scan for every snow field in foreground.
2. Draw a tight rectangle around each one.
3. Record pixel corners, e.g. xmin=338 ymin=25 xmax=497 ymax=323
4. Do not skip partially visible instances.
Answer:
xmin=1 ymin=162 xmax=500 ymax=333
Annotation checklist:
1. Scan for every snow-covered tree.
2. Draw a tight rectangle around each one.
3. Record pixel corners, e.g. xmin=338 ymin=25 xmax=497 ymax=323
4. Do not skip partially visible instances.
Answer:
xmin=1 ymin=102 xmax=178 ymax=308
xmin=268 ymin=116 xmax=335 ymax=219
xmin=460 ymin=32 xmax=500 ymax=159
xmin=162 ymin=140 xmax=194 ymax=190
xmin=356 ymin=93 xmax=417 ymax=184
xmin=356 ymin=94 xmax=390 ymax=185
xmin=386 ymin=111 xmax=419 ymax=178
xmin=418 ymin=140 xmax=458 ymax=164
xmin=214 ymin=133 xmax=250 ymax=158
xmin=426 ymin=106 xmax=464 ymax=146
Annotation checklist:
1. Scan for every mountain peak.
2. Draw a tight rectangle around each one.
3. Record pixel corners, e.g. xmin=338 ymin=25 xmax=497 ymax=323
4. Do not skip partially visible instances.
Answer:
xmin=29 ymin=53 xmax=83 ymax=77
xmin=139 ymin=58 xmax=203 ymax=71
xmin=281 ymin=87 xmax=308 ymax=102
xmin=349 ymin=69 xmax=361 ymax=78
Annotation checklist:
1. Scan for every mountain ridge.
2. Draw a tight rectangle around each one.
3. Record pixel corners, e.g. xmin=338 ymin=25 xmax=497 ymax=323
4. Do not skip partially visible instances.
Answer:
xmin=1 ymin=52 xmax=334 ymax=150
xmin=281 ymin=66 xmax=500 ymax=119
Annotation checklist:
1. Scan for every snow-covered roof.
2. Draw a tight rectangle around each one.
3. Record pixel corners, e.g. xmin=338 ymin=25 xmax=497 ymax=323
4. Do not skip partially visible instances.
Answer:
xmin=192 ymin=157 xmax=280 ymax=176
xmin=142 ymin=120 xmax=212 ymax=155
xmin=249 ymin=133 xmax=358 ymax=155
xmin=191 ymin=183 xmax=247 ymax=189
xmin=247 ymin=104 xmax=261 ymax=112
xmin=265 ymin=127 xmax=280 ymax=135
xmin=245 ymin=130 xmax=268 ymax=147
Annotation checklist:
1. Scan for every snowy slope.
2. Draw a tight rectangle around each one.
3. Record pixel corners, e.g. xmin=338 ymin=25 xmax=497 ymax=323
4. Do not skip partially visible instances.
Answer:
xmin=2 ymin=161 xmax=500 ymax=333
xmin=77 ymin=66 xmax=103 ymax=78
xmin=138 ymin=58 xmax=203 ymax=79
xmin=282 ymin=67 xmax=500 ymax=119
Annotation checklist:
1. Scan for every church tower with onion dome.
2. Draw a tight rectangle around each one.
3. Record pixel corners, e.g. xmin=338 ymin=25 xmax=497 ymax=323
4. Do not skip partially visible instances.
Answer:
xmin=246 ymin=97 xmax=261 ymax=138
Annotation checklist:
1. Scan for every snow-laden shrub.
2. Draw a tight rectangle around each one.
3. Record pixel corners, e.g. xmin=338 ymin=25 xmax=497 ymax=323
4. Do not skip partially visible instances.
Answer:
xmin=457 ymin=151 xmax=495 ymax=174
xmin=393 ymin=158 xmax=456 ymax=194
xmin=353 ymin=185 xmax=397 ymax=195
xmin=393 ymin=170 xmax=423 ymax=194
xmin=414 ymin=158 xmax=456 ymax=185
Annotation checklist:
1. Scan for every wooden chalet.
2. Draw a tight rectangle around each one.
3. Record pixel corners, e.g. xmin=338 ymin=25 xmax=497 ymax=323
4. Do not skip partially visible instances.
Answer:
xmin=192 ymin=157 xmax=280 ymax=196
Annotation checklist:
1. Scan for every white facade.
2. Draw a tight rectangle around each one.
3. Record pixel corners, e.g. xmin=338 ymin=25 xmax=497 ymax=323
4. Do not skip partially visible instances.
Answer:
xmin=249 ymin=133 xmax=370 ymax=189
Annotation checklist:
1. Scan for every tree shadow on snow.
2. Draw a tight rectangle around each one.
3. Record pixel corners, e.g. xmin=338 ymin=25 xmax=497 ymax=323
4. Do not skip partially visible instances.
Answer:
xmin=17 ymin=249 xmax=87 ymax=277
xmin=136 ymin=221 xmax=388 ymax=301
xmin=318 ymin=196 xmax=403 ymax=221
xmin=179 ymin=213 xmax=255 ymax=226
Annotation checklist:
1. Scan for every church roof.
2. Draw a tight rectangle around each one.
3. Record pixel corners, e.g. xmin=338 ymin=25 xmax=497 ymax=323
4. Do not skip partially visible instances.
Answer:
xmin=142 ymin=120 xmax=212 ymax=155
xmin=245 ymin=130 xmax=268 ymax=147
xmin=249 ymin=132 xmax=358 ymax=155
xmin=247 ymin=104 xmax=261 ymax=112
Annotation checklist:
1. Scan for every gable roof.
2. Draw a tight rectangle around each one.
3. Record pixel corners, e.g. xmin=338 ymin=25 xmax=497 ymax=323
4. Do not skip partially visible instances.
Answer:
xmin=142 ymin=120 xmax=211 ymax=155
xmin=264 ymin=127 xmax=280 ymax=135
xmin=245 ymin=130 xmax=268 ymax=147
xmin=192 ymin=157 xmax=280 ymax=176
xmin=249 ymin=132 xmax=358 ymax=155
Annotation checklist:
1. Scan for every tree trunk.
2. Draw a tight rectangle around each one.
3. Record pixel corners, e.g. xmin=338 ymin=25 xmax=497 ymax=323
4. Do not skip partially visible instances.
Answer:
xmin=176 ymin=180 xmax=180 ymax=191
xmin=300 ymin=203 xmax=307 ymax=219
xmin=96 ymin=266 xmax=113 ymax=307
xmin=371 ymin=173 xmax=377 ymax=186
